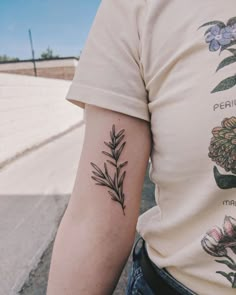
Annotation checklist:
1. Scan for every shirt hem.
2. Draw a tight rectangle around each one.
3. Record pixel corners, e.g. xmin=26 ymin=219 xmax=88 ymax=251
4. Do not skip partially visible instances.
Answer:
xmin=65 ymin=82 xmax=150 ymax=122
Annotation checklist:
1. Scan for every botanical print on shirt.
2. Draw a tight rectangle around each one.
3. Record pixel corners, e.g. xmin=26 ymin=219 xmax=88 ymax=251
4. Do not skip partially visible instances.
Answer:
xmin=208 ymin=117 xmax=236 ymax=189
xmin=200 ymin=16 xmax=236 ymax=93
xmin=201 ymin=216 xmax=236 ymax=288
xmin=199 ymin=17 xmax=236 ymax=289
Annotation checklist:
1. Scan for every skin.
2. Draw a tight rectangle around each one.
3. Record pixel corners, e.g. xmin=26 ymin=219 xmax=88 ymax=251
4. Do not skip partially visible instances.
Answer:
xmin=46 ymin=104 xmax=152 ymax=295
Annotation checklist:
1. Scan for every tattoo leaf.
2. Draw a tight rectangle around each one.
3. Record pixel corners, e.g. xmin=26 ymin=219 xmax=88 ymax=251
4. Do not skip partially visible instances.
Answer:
xmin=95 ymin=183 xmax=107 ymax=187
xmin=115 ymin=134 xmax=125 ymax=146
xmin=118 ymin=171 xmax=126 ymax=187
xmin=119 ymin=161 xmax=128 ymax=169
xmin=104 ymin=141 xmax=114 ymax=149
xmin=121 ymin=193 xmax=125 ymax=203
xmin=114 ymin=171 xmax=117 ymax=187
xmin=110 ymin=131 xmax=114 ymax=143
xmin=119 ymin=185 xmax=124 ymax=201
xmin=116 ymin=142 xmax=126 ymax=161
xmin=102 ymin=151 xmax=113 ymax=159
xmin=107 ymin=160 xmax=116 ymax=167
xmin=117 ymin=166 xmax=120 ymax=179
xmin=92 ymin=171 xmax=105 ymax=178
xmin=107 ymin=173 xmax=114 ymax=187
xmin=112 ymin=124 xmax=116 ymax=137
xmin=108 ymin=190 xmax=117 ymax=199
xmin=120 ymin=184 xmax=123 ymax=194
xmin=90 ymin=162 xmax=105 ymax=178
xmin=91 ymin=176 xmax=108 ymax=186
xmin=111 ymin=148 xmax=116 ymax=159
xmin=116 ymin=129 xmax=125 ymax=139
xmin=104 ymin=162 xmax=108 ymax=176
xmin=111 ymin=196 xmax=122 ymax=203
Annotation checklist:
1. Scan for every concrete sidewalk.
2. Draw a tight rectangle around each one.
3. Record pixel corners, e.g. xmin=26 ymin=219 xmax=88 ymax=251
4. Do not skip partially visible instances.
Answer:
xmin=0 ymin=125 xmax=85 ymax=295
xmin=0 ymin=73 xmax=85 ymax=294
xmin=0 ymin=73 xmax=83 ymax=169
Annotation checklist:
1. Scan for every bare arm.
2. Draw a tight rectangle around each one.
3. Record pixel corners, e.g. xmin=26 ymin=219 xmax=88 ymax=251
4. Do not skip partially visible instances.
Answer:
xmin=47 ymin=104 xmax=152 ymax=295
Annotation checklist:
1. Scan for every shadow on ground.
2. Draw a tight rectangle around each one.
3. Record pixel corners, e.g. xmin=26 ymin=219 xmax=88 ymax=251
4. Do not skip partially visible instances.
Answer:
xmin=20 ymin=163 xmax=155 ymax=295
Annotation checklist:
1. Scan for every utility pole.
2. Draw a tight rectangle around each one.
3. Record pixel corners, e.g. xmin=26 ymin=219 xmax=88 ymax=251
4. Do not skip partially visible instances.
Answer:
xmin=28 ymin=29 xmax=37 ymax=77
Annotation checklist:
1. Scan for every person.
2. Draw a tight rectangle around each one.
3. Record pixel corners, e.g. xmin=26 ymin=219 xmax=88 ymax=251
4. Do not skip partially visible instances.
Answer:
xmin=46 ymin=0 xmax=236 ymax=294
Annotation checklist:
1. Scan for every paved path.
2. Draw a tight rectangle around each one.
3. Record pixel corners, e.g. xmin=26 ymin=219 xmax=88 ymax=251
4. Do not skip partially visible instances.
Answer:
xmin=0 ymin=125 xmax=85 ymax=295
xmin=0 ymin=73 xmax=86 ymax=294
xmin=0 ymin=73 xmax=82 ymax=169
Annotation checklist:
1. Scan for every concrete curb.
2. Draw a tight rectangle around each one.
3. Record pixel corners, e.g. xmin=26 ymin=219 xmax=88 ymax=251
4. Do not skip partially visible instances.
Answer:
xmin=13 ymin=196 xmax=69 ymax=295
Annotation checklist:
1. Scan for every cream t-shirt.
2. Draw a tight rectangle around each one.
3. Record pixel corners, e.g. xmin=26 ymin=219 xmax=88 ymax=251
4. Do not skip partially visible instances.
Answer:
xmin=65 ymin=1 xmax=236 ymax=294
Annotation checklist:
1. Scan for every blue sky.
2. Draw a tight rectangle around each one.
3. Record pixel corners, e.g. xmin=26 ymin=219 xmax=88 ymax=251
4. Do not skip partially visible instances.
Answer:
xmin=0 ymin=0 xmax=101 ymax=60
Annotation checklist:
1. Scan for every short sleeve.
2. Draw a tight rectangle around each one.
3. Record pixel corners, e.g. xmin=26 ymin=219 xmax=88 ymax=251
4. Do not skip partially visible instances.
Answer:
xmin=65 ymin=0 xmax=150 ymax=122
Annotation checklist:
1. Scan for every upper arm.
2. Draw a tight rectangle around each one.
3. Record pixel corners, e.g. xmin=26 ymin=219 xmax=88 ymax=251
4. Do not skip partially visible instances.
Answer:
xmin=66 ymin=103 xmax=152 ymax=238
xmin=47 ymin=104 xmax=152 ymax=294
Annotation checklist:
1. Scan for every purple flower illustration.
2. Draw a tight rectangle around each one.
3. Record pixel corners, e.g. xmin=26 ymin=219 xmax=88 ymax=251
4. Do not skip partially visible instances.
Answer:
xmin=205 ymin=25 xmax=232 ymax=51
xmin=222 ymin=26 xmax=234 ymax=39
xmin=200 ymin=17 xmax=236 ymax=93
xmin=221 ymin=25 xmax=236 ymax=41
xmin=231 ymin=24 xmax=236 ymax=39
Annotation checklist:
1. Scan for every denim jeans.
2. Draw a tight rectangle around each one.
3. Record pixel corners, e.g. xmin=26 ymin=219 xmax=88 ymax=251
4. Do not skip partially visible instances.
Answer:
xmin=125 ymin=256 xmax=155 ymax=295
xmin=125 ymin=238 xmax=197 ymax=295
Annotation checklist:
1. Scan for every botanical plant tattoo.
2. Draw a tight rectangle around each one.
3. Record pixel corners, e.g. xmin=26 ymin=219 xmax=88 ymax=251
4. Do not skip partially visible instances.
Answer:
xmin=90 ymin=124 xmax=128 ymax=215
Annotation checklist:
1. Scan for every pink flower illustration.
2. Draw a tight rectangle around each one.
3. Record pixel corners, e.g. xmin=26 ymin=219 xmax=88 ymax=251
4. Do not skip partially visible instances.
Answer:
xmin=201 ymin=226 xmax=228 ymax=257
xmin=223 ymin=216 xmax=236 ymax=254
xmin=201 ymin=216 xmax=236 ymax=288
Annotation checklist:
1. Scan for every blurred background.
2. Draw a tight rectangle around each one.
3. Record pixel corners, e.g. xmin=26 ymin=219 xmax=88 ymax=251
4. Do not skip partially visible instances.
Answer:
xmin=0 ymin=1 xmax=155 ymax=294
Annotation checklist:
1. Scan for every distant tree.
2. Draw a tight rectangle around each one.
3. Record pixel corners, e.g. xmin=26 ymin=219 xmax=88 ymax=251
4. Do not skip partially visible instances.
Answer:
xmin=40 ymin=47 xmax=60 ymax=59
xmin=0 ymin=54 xmax=19 ymax=62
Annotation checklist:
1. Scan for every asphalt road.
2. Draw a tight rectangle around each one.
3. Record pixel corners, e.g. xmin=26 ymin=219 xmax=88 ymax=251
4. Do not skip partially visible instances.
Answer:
xmin=19 ymin=162 xmax=156 ymax=295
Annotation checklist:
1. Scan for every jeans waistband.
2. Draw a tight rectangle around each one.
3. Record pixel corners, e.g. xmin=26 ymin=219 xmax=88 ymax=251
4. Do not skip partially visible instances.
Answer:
xmin=133 ymin=237 xmax=197 ymax=295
